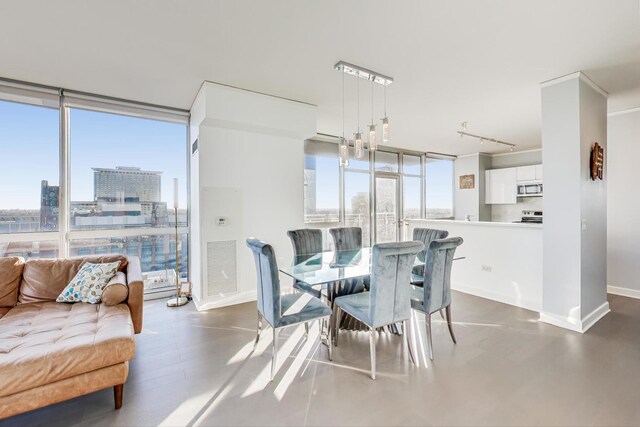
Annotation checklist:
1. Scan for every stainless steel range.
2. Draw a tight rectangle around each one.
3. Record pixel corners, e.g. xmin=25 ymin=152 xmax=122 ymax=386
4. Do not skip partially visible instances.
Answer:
xmin=514 ymin=210 xmax=543 ymax=224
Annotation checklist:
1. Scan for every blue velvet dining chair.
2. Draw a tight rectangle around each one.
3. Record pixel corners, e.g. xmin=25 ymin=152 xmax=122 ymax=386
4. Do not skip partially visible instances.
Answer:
xmin=327 ymin=226 xmax=369 ymax=332
xmin=329 ymin=227 xmax=362 ymax=251
xmin=332 ymin=240 xmax=424 ymax=379
xmin=410 ymin=237 xmax=463 ymax=361
xmin=246 ymin=238 xmax=333 ymax=380
xmin=410 ymin=228 xmax=449 ymax=286
xmin=287 ymin=229 xmax=324 ymax=299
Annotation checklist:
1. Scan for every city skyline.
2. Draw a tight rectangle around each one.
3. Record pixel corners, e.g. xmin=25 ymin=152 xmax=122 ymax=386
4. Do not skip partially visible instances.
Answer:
xmin=0 ymin=100 xmax=188 ymax=210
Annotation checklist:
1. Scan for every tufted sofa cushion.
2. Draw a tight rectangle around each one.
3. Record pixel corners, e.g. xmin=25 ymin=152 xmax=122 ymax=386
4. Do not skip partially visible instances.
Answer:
xmin=0 ymin=257 xmax=24 ymax=308
xmin=18 ymin=255 xmax=128 ymax=304
xmin=0 ymin=301 xmax=135 ymax=398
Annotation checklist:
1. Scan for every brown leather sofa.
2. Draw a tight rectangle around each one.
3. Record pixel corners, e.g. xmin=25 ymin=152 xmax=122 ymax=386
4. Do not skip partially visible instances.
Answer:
xmin=0 ymin=254 xmax=143 ymax=419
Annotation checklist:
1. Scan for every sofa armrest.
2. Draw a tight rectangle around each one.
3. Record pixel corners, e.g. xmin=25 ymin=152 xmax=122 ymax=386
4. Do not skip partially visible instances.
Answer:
xmin=125 ymin=256 xmax=144 ymax=334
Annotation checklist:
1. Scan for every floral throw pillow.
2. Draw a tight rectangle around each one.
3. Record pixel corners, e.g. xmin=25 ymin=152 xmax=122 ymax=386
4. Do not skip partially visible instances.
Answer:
xmin=56 ymin=261 xmax=121 ymax=304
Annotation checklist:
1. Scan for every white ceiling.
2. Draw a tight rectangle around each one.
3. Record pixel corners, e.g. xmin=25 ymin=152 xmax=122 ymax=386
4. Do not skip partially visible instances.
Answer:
xmin=1 ymin=0 xmax=639 ymax=155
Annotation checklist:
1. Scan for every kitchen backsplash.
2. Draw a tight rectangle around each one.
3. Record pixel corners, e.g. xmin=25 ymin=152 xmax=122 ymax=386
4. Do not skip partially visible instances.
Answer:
xmin=492 ymin=197 xmax=543 ymax=222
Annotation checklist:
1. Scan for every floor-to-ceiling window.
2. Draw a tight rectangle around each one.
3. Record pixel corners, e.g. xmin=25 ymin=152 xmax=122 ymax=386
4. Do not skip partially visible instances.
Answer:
xmin=402 ymin=154 xmax=423 ymax=220
xmin=425 ymin=157 xmax=454 ymax=218
xmin=304 ymin=140 xmax=339 ymax=223
xmin=0 ymin=88 xmax=60 ymax=258
xmin=344 ymin=146 xmax=372 ymax=246
xmin=0 ymin=80 xmax=189 ymax=297
xmin=304 ymin=138 xmax=455 ymax=245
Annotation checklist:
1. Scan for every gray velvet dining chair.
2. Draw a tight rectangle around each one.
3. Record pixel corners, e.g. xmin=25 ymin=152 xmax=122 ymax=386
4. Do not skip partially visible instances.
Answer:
xmin=332 ymin=240 xmax=424 ymax=380
xmin=329 ymin=227 xmax=362 ymax=251
xmin=246 ymin=238 xmax=333 ymax=380
xmin=410 ymin=236 xmax=463 ymax=361
xmin=287 ymin=229 xmax=324 ymax=298
xmin=411 ymin=227 xmax=449 ymax=286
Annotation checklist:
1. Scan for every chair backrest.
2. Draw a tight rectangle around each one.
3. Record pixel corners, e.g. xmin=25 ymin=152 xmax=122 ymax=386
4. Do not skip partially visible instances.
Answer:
xmin=329 ymin=227 xmax=362 ymax=251
xmin=413 ymin=228 xmax=449 ymax=263
xmin=368 ymin=241 xmax=424 ymax=327
xmin=287 ymin=229 xmax=323 ymax=263
xmin=246 ymin=238 xmax=281 ymax=326
xmin=422 ymin=237 xmax=463 ymax=313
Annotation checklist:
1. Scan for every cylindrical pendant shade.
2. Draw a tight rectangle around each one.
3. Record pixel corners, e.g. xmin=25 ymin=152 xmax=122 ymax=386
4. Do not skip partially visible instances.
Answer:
xmin=339 ymin=138 xmax=349 ymax=166
xmin=355 ymin=133 xmax=364 ymax=159
xmin=369 ymin=124 xmax=377 ymax=151
xmin=381 ymin=117 xmax=389 ymax=144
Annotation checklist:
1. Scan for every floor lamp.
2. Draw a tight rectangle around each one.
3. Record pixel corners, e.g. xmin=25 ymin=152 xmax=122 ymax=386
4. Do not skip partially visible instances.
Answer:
xmin=168 ymin=178 xmax=188 ymax=307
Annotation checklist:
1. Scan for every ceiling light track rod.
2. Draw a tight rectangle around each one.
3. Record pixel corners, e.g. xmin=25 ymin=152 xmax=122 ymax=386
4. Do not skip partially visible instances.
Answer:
xmin=334 ymin=61 xmax=394 ymax=86
xmin=457 ymin=130 xmax=516 ymax=149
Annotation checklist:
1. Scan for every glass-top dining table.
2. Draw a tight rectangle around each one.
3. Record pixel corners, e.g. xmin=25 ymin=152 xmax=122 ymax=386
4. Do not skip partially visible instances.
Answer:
xmin=280 ymin=248 xmax=428 ymax=333
xmin=279 ymin=247 xmax=464 ymax=334
xmin=279 ymin=248 xmax=385 ymax=287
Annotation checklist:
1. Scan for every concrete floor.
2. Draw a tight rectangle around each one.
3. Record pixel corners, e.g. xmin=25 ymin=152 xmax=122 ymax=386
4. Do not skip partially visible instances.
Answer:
xmin=3 ymin=291 xmax=640 ymax=426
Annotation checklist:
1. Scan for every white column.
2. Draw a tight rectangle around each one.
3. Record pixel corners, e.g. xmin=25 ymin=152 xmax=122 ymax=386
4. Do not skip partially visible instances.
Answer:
xmin=189 ymin=82 xmax=317 ymax=310
xmin=539 ymin=72 xmax=609 ymax=332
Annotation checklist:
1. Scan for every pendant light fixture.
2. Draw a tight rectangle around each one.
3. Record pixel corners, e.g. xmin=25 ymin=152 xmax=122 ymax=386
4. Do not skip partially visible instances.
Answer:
xmin=354 ymin=76 xmax=364 ymax=159
xmin=369 ymin=79 xmax=377 ymax=151
xmin=339 ymin=69 xmax=349 ymax=166
xmin=334 ymin=61 xmax=393 ymax=163
xmin=381 ymin=83 xmax=389 ymax=144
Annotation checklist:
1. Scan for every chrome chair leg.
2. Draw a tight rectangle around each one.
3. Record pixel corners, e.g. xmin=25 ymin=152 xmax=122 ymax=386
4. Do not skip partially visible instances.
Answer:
xmin=369 ymin=327 xmax=377 ymax=380
xmin=445 ymin=305 xmax=457 ymax=344
xmin=271 ymin=328 xmax=279 ymax=381
xmin=327 ymin=316 xmax=333 ymax=361
xmin=425 ymin=313 xmax=434 ymax=361
xmin=334 ymin=307 xmax=342 ymax=347
xmin=404 ymin=319 xmax=418 ymax=367
xmin=253 ymin=312 xmax=262 ymax=351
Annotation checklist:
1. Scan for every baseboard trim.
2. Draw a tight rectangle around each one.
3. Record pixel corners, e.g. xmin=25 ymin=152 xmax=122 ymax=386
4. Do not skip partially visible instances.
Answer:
xmin=452 ymin=282 xmax=541 ymax=312
xmin=195 ymin=290 xmax=257 ymax=311
xmin=538 ymin=312 xmax=583 ymax=332
xmin=581 ymin=301 xmax=610 ymax=332
xmin=539 ymin=301 xmax=610 ymax=333
xmin=607 ymin=285 xmax=640 ymax=299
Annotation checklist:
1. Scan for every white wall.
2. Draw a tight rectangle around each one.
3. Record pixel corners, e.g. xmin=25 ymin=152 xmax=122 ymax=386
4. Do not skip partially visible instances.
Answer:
xmin=190 ymin=82 xmax=317 ymax=309
xmin=579 ymin=79 xmax=608 ymax=317
xmin=478 ymin=154 xmax=492 ymax=221
xmin=454 ymin=154 xmax=479 ymax=220
xmin=540 ymin=73 xmax=608 ymax=332
xmin=409 ymin=220 xmax=543 ymax=311
xmin=491 ymin=149 xmax=542 ymax=169
xmin=454 ymin=153 xmax=491 ymax=221
xmin=607 ymin=109 xmax=640 ymax=297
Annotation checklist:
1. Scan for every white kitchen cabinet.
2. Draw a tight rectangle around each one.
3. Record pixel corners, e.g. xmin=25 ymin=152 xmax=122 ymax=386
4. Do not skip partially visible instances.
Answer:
xmin=485 ymin=168 xmax=517 ymax=204
xmin=516 ymin=165 xmax=536 ymax=181
xmin=535 ymin=164 xmax=543 ymax=180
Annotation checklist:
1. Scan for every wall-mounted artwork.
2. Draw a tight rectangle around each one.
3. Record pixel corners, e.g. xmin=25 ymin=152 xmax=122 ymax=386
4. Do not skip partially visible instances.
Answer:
xmin=459 ymin=174 xmax=475 ymax=189
xmin=590 ymin=142 xmax=604 ymax=180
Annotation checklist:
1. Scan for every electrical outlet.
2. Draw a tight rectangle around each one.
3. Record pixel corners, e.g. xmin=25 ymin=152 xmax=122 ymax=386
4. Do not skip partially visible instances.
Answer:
xmin=481 ymin=265 xmax=492 ymax=272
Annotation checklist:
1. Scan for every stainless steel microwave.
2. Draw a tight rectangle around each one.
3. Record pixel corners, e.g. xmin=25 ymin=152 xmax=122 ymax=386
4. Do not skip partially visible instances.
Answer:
xmin=517 ymin=183 xmax=543 ymax=197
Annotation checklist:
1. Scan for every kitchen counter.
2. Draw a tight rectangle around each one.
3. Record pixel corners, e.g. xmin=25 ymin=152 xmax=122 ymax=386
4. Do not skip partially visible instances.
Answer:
xmin=420 ymin=219 xmax=542 ymax=229
xmin=408 ymin=219 xmax=542 ymax=311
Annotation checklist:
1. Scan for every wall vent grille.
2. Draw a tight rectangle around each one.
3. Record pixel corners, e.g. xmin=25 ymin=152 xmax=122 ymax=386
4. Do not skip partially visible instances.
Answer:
xmin=207 ymin=240 xmax=237 ymax=296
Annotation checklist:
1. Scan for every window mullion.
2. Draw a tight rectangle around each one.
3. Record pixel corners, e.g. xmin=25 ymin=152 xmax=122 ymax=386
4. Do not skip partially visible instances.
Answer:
xmin=59 ymin=93 xmax=70 ymax=258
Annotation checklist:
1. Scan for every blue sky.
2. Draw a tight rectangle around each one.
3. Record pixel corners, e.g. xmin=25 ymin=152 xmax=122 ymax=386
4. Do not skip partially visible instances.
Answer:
xmin=0 ymin=100 xmax=188 ymax=209
xmin=1 ymin=98 xmax=452 ymax=211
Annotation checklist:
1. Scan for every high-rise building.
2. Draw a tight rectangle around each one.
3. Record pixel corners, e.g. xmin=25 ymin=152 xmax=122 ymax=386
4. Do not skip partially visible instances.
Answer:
xmin=93 ymin=166 xmax=162 ymax=203
xmin=40 ymin=180 xmax=59 ymax=230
